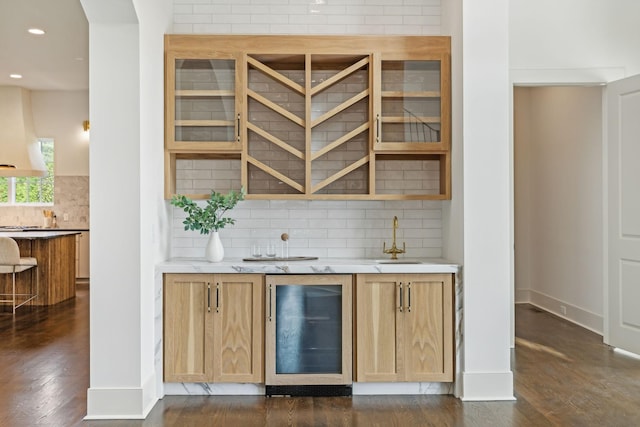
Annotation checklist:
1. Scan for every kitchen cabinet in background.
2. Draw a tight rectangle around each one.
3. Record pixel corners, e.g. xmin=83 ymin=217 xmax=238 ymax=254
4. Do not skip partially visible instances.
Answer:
xmin=76 ymin=231 xmax=90 ymax=280
xmin=163 ymin=273 xmax=264 ymax=383
xmin=354 ymin=273 xmax=454 ymax=383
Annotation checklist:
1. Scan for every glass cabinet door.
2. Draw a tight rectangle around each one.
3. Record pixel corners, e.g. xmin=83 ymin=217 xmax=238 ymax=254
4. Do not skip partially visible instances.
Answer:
xmin=167 ymin=55 xmax=241 ymax=151
xmin=265 ymin=275 xmax=353 ymax=386
xmin=374 ymin=56 xmax=450 ymax=152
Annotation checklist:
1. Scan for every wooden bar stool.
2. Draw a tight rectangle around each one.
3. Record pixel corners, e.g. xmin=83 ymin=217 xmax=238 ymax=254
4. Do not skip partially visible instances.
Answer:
xmin=0 ymin=237 xmax=38 ymax=314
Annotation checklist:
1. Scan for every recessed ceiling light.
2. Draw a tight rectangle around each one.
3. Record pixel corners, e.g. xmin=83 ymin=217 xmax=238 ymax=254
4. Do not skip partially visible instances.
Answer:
xmin=10 ymin=74 xmax=23 ymax=79
xmin=28 ymin=28 xmax=46 ymax=35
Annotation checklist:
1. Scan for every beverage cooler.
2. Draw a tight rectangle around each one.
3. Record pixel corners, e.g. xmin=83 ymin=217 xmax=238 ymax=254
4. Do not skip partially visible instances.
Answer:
xmin=265 ymin=275 xmax=352 ymax=396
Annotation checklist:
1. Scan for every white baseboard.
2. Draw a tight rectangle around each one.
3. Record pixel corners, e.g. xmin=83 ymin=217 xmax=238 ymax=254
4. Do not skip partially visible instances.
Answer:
xmin=515 ymin=289 xmax=603 ymax=335
xmin=460 ymin=371 xmax=515 ymax=401
xmin=85 ymin=373 xmax=157 ymax=420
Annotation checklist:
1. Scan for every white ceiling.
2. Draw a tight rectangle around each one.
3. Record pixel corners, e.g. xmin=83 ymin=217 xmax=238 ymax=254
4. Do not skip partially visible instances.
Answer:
xmin=0 ymin=0 xmax=89 ymax=91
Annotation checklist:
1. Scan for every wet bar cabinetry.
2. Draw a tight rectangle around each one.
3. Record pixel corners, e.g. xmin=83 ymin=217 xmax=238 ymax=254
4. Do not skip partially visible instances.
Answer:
xmin=162 ymin=270 xmax=455 ymax=389
xmin=165 ymin=35 xmax=451 ymax=200
xmin=163 ymin=273 xmax=264 ymax=383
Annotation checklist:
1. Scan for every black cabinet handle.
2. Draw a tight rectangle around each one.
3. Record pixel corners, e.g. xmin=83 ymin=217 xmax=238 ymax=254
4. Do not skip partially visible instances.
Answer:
xmin=269 ymin=284 xmax=273 ymax=322
xmin=237 ymin=114 xmax=241 ymax=142
xmin=216 ymin=283 xmax=220 ymax=313
xmin=407 ymin=282 xmax=411 ymax=313
xmin=207 ymin=283 xmax=211 ymax=313
xmin=399 ymin=282 xmax=403 ymax=312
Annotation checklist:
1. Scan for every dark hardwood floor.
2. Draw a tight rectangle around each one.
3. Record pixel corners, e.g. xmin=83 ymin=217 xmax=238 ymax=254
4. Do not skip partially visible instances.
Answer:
xmin=1 ymin=285 xmax=640 ymax=426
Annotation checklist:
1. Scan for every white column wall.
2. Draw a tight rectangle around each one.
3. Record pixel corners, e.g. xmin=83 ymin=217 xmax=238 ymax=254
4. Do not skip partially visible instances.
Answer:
xmin=135 ymin=0 xmax=173 ymax=395
xmin=461 ymin=0 xmax=514 ymax=400
xmin=83 ymin=0 xmax=171 ymax=419
xmin=85 ymin=19 xmax=145 ymax=418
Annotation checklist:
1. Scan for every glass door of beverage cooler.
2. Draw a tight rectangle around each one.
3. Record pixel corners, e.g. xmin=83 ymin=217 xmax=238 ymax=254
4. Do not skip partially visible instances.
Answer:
xmin=265 ymin=275 xmax=353 ymax=386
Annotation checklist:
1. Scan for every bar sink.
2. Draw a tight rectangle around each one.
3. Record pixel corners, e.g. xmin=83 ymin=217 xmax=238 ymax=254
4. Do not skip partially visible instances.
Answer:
xmin=374 ymin=259 xmax=424 ymax=264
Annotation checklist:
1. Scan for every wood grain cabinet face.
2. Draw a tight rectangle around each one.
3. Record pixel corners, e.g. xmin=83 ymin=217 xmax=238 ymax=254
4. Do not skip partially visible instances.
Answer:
xmin=165 ymin=35 xmax=451 ymax=200
xmin=354 ymin=273 xmax=454 ymax=383
xmin=163 ymin=273 xmax=264 ymax=383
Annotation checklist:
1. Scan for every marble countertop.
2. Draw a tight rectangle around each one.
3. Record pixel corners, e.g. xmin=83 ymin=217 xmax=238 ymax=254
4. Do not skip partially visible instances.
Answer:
xmin=158 ymin=257 xmax=460 ymax=274
xmin=0 ymin=230 xmax=82 ymax=239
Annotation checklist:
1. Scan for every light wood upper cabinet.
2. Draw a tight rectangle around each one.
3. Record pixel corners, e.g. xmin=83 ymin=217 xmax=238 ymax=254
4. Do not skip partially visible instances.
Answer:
xmin=165 ymin=53 xmax=242 ymax=152
xmin=354 ymin=273 xmax=454 ymax=383
xmin=373 ymin=54 xmax=450 ymax=152
xmin=163 ymin=273 xmax=264 ymax=383
xmin=165 ymin=35 xmax=451 ymax=200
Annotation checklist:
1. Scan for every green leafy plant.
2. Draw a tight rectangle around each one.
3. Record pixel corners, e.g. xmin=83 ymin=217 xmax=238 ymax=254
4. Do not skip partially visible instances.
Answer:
xmin=171 ymin=188 xmax=245 ymax=235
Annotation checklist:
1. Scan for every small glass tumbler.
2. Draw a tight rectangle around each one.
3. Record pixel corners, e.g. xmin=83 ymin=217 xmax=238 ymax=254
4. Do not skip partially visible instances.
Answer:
xmin=251 ymin=244 xmax=262 ymax=258
xmin=265 ymin=242 xmax=277 ymax=258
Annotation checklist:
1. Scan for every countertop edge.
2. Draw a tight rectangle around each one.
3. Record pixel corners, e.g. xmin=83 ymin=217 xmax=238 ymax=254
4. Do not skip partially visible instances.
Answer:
xmin=157 ymin=257 xmax=461 ymax=274
xmin=0 ymin=230 xmax=82 ymax=239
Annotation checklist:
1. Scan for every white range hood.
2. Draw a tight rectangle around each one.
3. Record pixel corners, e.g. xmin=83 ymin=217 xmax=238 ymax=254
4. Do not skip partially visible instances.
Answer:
xmin=0 ymin=86 xmax=47 ymax=177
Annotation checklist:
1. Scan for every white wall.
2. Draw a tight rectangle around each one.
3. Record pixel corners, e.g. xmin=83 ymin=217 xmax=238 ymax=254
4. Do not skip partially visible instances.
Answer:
xmin=510 ymin=0 xmax=640 ymax=83
xmin=31 ymin=90 xmax=89 ymax=176
xmin=82 ymin=0 xmax=172 ymax=419
xmin=460 ymin=0 xmax=513 ymax=400
xmin=514 ymin=86 xmax=603 ymax=333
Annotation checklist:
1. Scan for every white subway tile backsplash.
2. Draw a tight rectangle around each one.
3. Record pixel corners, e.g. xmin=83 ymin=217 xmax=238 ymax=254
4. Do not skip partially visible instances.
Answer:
xmin=168 ymin=0 xmax=444 ymax=260
xmin=172 ymin=200 xmax=442 ymax=258
xmin=174 ymin=5 xmax=194 ymax=14
xmin=232 ymin=24 xmax=270 ymax=33
xmin=232 ymin=5 xmax=268 ymax=14
xmin=174 ymin=0 xmax=210 ymax=4
xmin=174 ymin=14 xmax=212 ymax=24
xmin=193 ymin=4 xmax=231 ymax=14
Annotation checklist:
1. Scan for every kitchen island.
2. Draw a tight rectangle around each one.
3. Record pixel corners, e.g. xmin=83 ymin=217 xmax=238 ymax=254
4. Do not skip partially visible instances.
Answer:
xmin=0 ymin=231 xmax=79 ymax=307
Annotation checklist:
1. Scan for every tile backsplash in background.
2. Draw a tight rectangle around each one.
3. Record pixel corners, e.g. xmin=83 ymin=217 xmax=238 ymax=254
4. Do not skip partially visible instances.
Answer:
xmin=0 ymin=176 xmax=89 ymax=229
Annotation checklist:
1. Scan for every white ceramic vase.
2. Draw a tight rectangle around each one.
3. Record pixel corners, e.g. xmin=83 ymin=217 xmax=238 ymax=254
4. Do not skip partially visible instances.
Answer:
xmin=205 ymin=231 xmax=224 ymax=262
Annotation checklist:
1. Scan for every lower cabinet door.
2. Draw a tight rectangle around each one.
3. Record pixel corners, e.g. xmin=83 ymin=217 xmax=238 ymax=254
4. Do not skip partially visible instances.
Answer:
xmin=401 ymin=274 xmax=454 ymax=382
xmin=355 ymin=274 xmax=403 ymax=382
xmin=164 ymin=273 xmax=214 ymax=382
xmin=212 ymin=274 xmax=264 ymax=383
xmin=164 ymin=273 xmax=264 ymax=383
xmin=355 ymin=273 xmax=454 ymax=383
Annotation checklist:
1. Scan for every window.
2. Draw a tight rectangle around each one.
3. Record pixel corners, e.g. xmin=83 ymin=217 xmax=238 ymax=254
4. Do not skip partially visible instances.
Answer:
xmin=0 ymin=139 xmax=54 ymax=204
